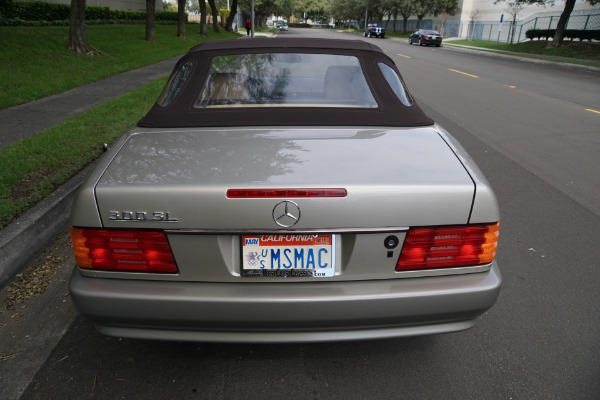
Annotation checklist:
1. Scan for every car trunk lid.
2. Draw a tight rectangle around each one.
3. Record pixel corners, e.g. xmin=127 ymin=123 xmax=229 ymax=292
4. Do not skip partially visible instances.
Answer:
xmin=95 ymin=127 xmax=475 ymax=230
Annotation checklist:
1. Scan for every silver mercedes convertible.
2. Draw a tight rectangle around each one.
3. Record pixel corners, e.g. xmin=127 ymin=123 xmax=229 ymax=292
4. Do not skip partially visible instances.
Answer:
xmin=69 ymin=38 xmax=501 ymax=342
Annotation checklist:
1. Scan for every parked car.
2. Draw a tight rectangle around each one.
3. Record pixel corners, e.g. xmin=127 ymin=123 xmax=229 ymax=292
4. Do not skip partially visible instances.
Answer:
xmin=69 ymin=38 xmax=501 ymax=343
xmin=276 ymin=21 xmax=288 ymax=31
xmin=364 ymin=23 xmax=385 ymax=38
xmin=409 ymin=29 xmax=443 ymax=46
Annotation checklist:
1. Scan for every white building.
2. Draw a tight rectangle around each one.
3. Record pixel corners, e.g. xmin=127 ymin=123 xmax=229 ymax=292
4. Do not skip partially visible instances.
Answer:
xmin=400 ymin=0 xmax=600 ymax=41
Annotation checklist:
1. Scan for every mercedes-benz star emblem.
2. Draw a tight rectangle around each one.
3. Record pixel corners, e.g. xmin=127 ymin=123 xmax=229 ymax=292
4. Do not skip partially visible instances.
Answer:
xmin=272 ymin=200 xmax=301 ymax=227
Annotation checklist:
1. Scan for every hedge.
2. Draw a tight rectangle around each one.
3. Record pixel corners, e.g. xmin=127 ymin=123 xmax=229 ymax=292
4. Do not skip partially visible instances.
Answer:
xmin=0 ymin=0 xmax=181 ymax=22
xmin=526 ymin=29 xmax=600 ymax=42
xmin=0 ymin=18 xmax=182 ymax=26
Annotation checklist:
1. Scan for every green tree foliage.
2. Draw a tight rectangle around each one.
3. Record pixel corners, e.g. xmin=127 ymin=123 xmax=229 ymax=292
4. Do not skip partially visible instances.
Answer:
xmin=239 ymin=0 xmax=276 ymax=26
xmin=186 ymin=0 xmax=198 ymax=13
xmin=325 ymin=0 xmax=366 ymax=27
xmin=271 ymin=0 xmax=457 ymax=31
xmin=296 ymin=0 xmax=328 ymax=21
xmin=163 ymin=1 xmax=177 ymax=11
xmin=278 ymin=0 xmax=295 ymax=19
xmin=434 ymin=0 xmax=458 ymax=34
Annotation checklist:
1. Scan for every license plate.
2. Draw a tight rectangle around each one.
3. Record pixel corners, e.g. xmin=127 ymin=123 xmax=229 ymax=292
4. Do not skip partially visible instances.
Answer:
xmin=242 ymin=234 xmax=334 ymax=277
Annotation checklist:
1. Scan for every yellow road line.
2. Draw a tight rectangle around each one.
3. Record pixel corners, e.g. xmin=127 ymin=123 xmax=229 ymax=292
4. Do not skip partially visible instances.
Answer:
xmin=449 ymin=69 xmax=478 ymax=78
xmin=586 ymin=108 xmax=600 ymax=115
xmin=397 ymin=53 xmax=411 ymax=59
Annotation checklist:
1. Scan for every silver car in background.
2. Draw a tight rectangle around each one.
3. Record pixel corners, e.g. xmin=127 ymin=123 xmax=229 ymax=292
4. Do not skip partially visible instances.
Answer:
xmin=69 ymin=38 xmax=501 ymax=343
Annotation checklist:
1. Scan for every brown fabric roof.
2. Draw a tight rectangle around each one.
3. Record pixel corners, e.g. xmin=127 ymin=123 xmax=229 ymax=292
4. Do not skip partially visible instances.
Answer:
xmin=138 ymin=38 xmax=434 ymax=128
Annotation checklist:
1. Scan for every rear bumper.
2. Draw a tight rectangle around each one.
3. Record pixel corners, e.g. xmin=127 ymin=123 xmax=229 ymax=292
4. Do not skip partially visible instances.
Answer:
xmin=69 ymin=262 xmax=501 ymax=343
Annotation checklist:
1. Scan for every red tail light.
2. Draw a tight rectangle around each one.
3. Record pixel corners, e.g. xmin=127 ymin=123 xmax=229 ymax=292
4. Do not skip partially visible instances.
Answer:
xmin=71 ymin=227 xmax=178 ymax=273
xmin=227 ymin=188 xmax=347 ymax=198
xmin=396 ymin=223 xmax=499 ymax=271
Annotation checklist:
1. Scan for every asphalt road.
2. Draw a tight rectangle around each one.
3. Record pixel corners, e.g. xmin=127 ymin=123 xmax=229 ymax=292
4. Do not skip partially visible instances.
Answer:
xmin=5 ymin=28 xmax=600 ymax=399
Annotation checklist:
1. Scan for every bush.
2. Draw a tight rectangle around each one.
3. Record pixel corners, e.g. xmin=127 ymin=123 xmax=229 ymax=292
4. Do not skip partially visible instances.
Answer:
xmin=87 ymin=6 xmax=111 ymax=20
xmin=0 ymin=0 xmax=181 ymax=23
xmin=156 ymin=11 xmax=180 ymax=21
xmin=0 ymin=18 xmax=181 ymax=26
xmin=580 ymin=30 xmax=600 ymax=42
xmin=526 ymin=28 xmax=600 ymax=42
xmin=1 ymin=0 xmax=70 ymax=20
xmin=526 ymin=29 xmax=556 ymax=40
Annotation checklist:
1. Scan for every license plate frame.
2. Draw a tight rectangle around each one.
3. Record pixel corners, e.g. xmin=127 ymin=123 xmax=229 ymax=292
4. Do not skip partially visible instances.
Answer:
xmin=241 ymin=234 xmax=335 ymax=278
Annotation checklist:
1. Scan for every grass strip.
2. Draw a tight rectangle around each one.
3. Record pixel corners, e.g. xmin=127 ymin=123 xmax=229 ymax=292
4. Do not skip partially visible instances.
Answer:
xmin=0 ymin=77 xmax=167 ymax=229
xmin=0 ymin=24 xmax=240 ymax=109
xmin=445 ymin=39 xmax=600 ymax=63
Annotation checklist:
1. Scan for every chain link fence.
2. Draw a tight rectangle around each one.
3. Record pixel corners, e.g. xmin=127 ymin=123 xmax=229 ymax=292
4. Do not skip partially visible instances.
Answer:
xmin=440 ymin=8 xmax=600 ymax=43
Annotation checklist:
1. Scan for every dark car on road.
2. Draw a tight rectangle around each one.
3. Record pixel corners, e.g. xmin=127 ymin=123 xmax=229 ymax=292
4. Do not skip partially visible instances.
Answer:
xmin=409 ymin=29 xmax=442 ymax=47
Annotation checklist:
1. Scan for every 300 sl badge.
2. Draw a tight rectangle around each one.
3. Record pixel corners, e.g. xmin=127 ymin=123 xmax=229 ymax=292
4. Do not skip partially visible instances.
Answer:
xmin=108 ymin=210 xmax=178 ymax=222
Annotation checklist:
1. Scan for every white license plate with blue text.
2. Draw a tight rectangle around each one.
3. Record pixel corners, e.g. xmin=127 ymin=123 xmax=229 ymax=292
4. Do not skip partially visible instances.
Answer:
xmin=242 ymin=234 xmax=334 ymax=277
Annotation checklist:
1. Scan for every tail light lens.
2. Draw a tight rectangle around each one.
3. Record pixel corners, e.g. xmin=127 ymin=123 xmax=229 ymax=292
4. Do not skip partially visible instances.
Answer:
xmin=71 ymin=227 xmax=178 ymax=273
xmin=227 ymin=188 xmax=347 ymax=198
xmin=396 ymin=222 xmax=499 ymax=271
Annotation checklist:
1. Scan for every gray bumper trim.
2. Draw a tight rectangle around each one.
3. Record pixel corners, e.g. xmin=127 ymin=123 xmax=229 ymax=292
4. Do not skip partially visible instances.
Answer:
xmin=70 ymin=263 xmax=501 ymax=342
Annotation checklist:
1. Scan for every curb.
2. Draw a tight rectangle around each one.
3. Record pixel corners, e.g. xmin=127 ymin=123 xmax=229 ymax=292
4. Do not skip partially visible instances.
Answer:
xmin=0 ymin=166 xmax=91 ymax=287
xmin=383 ymin=35 xmax=600 ymax=72
xmin=442 ymin=43 xmax=600 ymax=72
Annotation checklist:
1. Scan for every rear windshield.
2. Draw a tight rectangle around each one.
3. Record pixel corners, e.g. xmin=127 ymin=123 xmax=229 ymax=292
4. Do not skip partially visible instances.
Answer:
xmin=195 ymin=53 xmax=378 ymax=109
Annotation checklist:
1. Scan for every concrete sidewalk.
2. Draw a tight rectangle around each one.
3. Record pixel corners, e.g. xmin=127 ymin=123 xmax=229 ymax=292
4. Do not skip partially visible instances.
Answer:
xmin=0 ymin=57 xmax=180 ymax=286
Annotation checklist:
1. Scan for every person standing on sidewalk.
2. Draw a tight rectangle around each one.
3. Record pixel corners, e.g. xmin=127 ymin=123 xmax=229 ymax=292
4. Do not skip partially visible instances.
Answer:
xmin=245 ymin=19 xmax=251 ymax=36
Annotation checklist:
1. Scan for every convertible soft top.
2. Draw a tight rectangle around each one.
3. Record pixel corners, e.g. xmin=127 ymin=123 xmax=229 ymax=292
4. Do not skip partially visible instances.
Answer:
xmin=138 ymin=38 xmax=434 ymax=128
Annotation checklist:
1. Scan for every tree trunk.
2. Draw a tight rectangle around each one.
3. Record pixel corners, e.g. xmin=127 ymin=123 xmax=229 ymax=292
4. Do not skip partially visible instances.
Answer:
xmin=226 ymin=0 xmax=238 ymax=32
xmin=145 ymin=0 xmax=155 ymax=42
xmin=177 ymin=0 xmax=186 ymax=38
xmin=417 ymin=16 xmax=423 ymax=29
xmin=510 ymin=17 xmax=516 ymax=44
xmin=549 ymin=0 xmax=575 ymax=48
xmin=207 ymin=0 xmax=220 ymax=32
xmin=440 ymin=10 xmax=447 ymax=36
xmin=67 ymin=0 xmax=97 ymax=54
xmin=199 ymin=0 xmax=208 ymax=36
